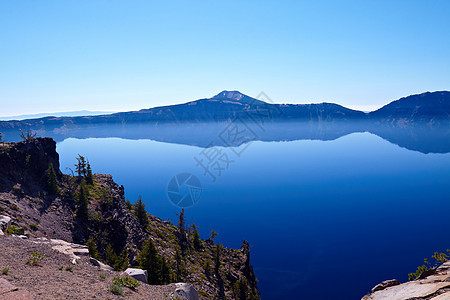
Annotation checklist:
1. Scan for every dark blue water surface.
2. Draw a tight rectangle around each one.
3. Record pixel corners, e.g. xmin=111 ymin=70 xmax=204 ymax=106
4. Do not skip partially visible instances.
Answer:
xmin=56 ymin=130 xmax=450 ymax=300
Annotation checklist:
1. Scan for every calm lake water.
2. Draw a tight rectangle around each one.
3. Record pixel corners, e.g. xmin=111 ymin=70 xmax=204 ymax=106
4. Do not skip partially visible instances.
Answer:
xmin=55 ymin=126 xmax=450 ymax=300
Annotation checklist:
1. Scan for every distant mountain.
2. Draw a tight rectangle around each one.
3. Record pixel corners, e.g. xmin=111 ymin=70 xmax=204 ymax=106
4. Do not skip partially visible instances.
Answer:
xmin=0 ymin=90 xmax=448 ymax=132
xmin=369 ymin=91 xmax=450 ymax=125
xmin=0 ymin=110 xmax=114 ymax=121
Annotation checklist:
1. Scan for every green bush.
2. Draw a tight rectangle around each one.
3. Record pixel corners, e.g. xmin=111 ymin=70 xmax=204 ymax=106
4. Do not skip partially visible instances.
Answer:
xmin=1 ymin=267 xmax=9 ymax=275
xmin=113 ymin=276 xmax=140 ymax=290
xmin=109 ymin=283 xmax=124 ymax=295
xmin=6 ymin=225 xmax=23 ymax=235
xmin=27 ymin=252 xmax=45 ymax=266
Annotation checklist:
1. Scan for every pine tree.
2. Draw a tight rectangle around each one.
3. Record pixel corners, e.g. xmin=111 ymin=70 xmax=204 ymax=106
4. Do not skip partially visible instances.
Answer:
xmin=86 ymin=237 xmax=100 ymax=260
xmin=175 ymin=248 xmax=182 ymax=281
xmin=160 ymin=257 xmax=171 ymax=284
xmin=77 ymin=180 xmax=89 ymax=219
xmin=191 ymin=223 xmax=201 ymax=249
xmin=46 ymin=163 xmax=59 ymax=194
xmin=177 ymin=208 xmax=187 ymax=252
xmin=86 ymin=160 xmax=94 ymax=185
xmin=105 ymin=244 xmax=118 ymax=267
xmin=137 ymin=238 xmax=161 ymax=284
xmin=133 ymin=196 xmax=149 ymax=229
xmin=75 ymin=155 xmax=87 ymax=178
xmin=214 ymin=243 xmax=222 ymax=275
xmin=113 ymin=249 xmax=129 ymax=271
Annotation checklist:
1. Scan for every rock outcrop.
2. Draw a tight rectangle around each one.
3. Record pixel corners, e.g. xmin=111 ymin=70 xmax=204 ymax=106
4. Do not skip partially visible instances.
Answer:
xmin=362 ymin=262 xmax=450 ymax=300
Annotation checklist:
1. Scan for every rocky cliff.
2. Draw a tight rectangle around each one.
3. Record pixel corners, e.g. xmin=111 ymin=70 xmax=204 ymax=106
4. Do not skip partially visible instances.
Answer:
xmin=0 ymin=138 xmax=259 ymax=299
xmin=362 ymin=261 xmax=450 ymax=300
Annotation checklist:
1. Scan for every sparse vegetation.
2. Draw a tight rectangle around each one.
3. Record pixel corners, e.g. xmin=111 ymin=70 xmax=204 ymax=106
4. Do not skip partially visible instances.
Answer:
xmin=113 ymin=276 xmax=140 ymax=290
xmin=99 ymin=273 xmax=106 ymax=279
xmin=6 ymin=225 xmax=23 ymax=235
xmin=109 ymin=283 xmax=124 ymax=296
xmin=19 ymin=129 xmax=37 ymax=141
xmin=27 ymin=252 xmax=45 ymax=266
xmin=408 ymin=250 xmax=450 ymax=281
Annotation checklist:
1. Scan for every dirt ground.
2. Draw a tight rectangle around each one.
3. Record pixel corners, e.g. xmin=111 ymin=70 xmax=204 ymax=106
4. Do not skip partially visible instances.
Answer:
xmin=0 ymin=235 xmax=177 ymax=299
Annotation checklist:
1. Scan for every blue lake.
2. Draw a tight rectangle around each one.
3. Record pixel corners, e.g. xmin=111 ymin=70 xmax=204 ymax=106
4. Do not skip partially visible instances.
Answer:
xmin=55 ymin=128 xmax=450 ymax=299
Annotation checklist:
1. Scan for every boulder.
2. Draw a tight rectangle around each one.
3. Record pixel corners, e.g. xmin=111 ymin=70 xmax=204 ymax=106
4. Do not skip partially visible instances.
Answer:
xmin=371 ymin=279 xmax=400 ymax=293
xmin=0 ymin=215 xmax=11 ymax=231
xmin=173 ymin=283 xmax=199 ymax=300
xmin=89 ymin=257 xmax=114 ymax=271
xmin=122 ymin=268 xmax=148 ymax=284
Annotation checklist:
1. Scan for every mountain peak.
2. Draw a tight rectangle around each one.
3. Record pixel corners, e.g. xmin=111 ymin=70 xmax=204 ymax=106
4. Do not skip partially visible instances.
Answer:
xmin=212 ymin=90 xmax=247 ymax=101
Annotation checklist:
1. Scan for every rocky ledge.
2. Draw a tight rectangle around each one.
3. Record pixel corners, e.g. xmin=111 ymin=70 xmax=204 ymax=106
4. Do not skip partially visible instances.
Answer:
xmin=362 ymin=262 xmax=450 ymax=300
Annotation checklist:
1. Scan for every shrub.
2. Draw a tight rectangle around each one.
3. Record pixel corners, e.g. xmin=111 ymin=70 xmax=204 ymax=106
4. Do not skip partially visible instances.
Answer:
xmin=99 ymin=274 xmax=106 ymax=279
xmin=113 ymin=276 xmax=140 ymax=290
xmin=109 ymin=283 xmax=124 ymax=296
xmin=6 ymin=225 xmax=23 ymax=235
xmin=11 ymin=204 xmax=19 ymax=211
xmin=27 ymin=252 xmax=45 ymax=266
xmin=1 ymin=267 xmax=9 ymax=275
xmin=30 ymin=224 xmax=38 ymax=231
xmin=66 ymin=266 xmax=73 ymax=272
xmin=58 ymin=266 xmax=63 ymax=270
xmin=0 ymin=206 xmax=5 ymax=211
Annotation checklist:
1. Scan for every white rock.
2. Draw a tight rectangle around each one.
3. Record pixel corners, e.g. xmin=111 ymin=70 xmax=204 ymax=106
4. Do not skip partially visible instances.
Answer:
xmin=173 ymin=283 xmax=199 ymax=300
xmin=123 ymin=268 xmax=148 ymax=284
xmin=89 ymin=257 xmax=114 ymax=271
xmin=0 ymin=215 xmax=11 ymax=231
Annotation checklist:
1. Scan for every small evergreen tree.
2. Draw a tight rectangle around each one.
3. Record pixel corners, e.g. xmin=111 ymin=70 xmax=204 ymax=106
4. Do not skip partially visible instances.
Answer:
xmin=191 ymin=223 xmax=201 ymax=249
xmin=214 ymin=243 xmax=222 ymax=275
xmin=86 ymin=237 xmax=100 ymax=260
xmin=77 ymin=180 xmax=89 ymax=219
xmin=86 ymin=160 xmax=94 ymax=185
xmin=45 ymin=163 xmax=59 ymax=194
xmin=137 ymin=238 xmax=161 ymax=284
xmin=125 ymin=199 xmax=132 ymax=211
xmin=209 ymin=229 xmax=218 ymax=243
xmin=160 ymin=257 xmax=171 ymax=284
xmin=177 ymin=208 xmax=187 ymax=252
xmin=105 ymin=244 xmax=117 ymax=266
xmin=133 ymin=196 xmax=149 ymax=229
xmin=175 ymin=248 xmax=182 ymax=281
xmin=113 ymin=249 xmax=129 ymax=271
xmin=75 ymin=155 xmax=87 ymax=178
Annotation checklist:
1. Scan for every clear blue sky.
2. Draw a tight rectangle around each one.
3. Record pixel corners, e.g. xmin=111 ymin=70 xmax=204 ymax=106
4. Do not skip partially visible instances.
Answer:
xmin=1 ymin=0 xmax=449 ymax=116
